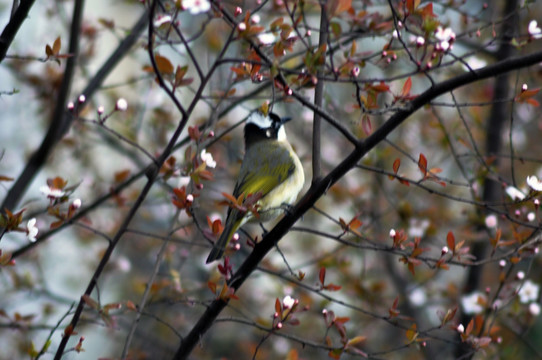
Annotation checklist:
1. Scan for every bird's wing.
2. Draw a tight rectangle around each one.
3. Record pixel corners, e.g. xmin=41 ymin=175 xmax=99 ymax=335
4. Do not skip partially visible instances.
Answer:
xmin=233 ymin=142 xmax=295 ymax=199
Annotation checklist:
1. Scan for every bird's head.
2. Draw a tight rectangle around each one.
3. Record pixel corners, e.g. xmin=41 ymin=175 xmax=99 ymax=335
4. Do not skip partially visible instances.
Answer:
xmin=244 ymin=111 xmax=291 ymax=148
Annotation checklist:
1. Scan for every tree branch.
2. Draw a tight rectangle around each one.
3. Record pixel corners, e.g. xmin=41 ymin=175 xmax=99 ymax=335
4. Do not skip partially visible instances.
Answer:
xmin=173 ymin=48 xmax=542 ymax=360
xmin=0 ymin=7 xmax=149 ymax=219
xmin=0 ymin=0 xmax=36 ymax=62
xmin=311 ymin=2 xmax=328 ymax=182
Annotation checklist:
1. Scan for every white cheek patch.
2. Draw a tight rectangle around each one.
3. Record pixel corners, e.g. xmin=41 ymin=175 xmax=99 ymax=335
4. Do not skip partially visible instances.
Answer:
xmin=277 ymin=126 xmax=287 ymax=141
xmin=247 ymin=112 xmax=273 ymax=128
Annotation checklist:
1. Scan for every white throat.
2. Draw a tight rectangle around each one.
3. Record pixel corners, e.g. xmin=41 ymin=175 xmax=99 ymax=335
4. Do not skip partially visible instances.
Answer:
xmin=277 ymin=125 xmax=287 ymax=141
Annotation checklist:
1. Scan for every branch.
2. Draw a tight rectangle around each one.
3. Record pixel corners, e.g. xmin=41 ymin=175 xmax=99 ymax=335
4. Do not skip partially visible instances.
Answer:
xmin=456 ymin=0 xmax=520 ymax=357
xmin=0 ymin=6 xmax=149 ymax=218
xmin=0 ymin=0 xmax=36 ymax=62
xmin=311 ymin=2 xmax=328 ymax=182
xmin=54 ymin=0 xmax=235 ymax=355
xmin=172 ymin=48 xmax=542 ymax=359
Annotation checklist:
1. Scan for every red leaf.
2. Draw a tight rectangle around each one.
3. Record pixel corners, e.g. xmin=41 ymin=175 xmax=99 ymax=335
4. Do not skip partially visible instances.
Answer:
xmin=406 ymin=0 xmax=420 ymax=13
xmin=275 ymin=298 xmax=282 ymax=314
xmin=447 ymin=231 xmax=455 ymax=252
xmin=401 ymin=77 xmax=412 ymax=97
xmin=334 ymin=316 xmax=350 ymax=324
xmin=527 ymin=98 xmax=540 ymax=107
xmin=418 ymin=153 xmax=428 ymax=176
xmin=52 ymin=36 xmax=61 ymax=54
xmin=465 ymin=318 xmax=474 ymax=335
xmin=389 ymin=296 xmax=400 ymax=317
xmin=207 ymin=281 xmax=217 ymax=293
xmin=418 ymin=3 xmax=436 ymax=18
xmin=405 ymin=323 xmax=418 ymax=342
xmin=319 ymin=267 xmax=326 ymax=285
xmin=328 ymin=349 xmax=343 ymax=359
xmin=155 ymin=54 xmax=174 ymax=75
xmin=324 ymin=283 xmax=342 ymax=291
xmin=393 ymin=158 xmax=401 ymax=174
xmin=362 ymin=114 xmax=372 ymax=135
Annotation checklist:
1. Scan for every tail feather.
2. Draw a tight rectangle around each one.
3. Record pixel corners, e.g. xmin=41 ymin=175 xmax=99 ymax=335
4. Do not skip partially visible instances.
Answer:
xmin=206 ymin=215 xmax=242 ymax=264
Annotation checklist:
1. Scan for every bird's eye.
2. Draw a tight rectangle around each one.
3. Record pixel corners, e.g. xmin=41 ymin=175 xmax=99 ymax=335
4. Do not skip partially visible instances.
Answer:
xmin=266 ymin=129 xmax=272 ymax=137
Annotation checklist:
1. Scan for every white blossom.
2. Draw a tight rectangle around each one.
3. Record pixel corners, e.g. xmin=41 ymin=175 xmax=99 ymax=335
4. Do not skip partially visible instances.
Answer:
xmin=415 ymin=36 xmax=425 ymax=46
xmin=528 ymin=20 xmax=542 ymax=39
xmin=434 ymin=26 xmax=456 ymax=52
xmin=258 ymin=33 xmax=276 ymax=45
xmin=27 ymin=218 xmax=38 ymax=242
xmin=408 ymin=218 xmax=429 ymax=238
xmin=154 ymin=15 xmax=172 ymax=27
xmin=283 ymin=295 xmax=296 ymax=309
xmin=182 ymin=0 xmax=211 ymax=14
xmin=527 ymin=175 xmax=542 ymax=191
xmin=462 ymin=57 xmax=487 ymax=71
xmin=408 ymin=288 xmax=427 ymax=306
xmin=40 ymin=185 xmax=65 ymax=199
xmin=505 ymin=186 xmax=526 ymax=201
xmin=72 ymin=198 xmax=82 ymax=209
xmin=116 ymin=98 xmax=128 ymax=112
xmin=518 ymin=280 xmax=540 ymax=304
xmin=529 ymin=302 xmax=541 ymax=316
xmin=200 ymin=149 xmax=216 ymax=168
xmin=461 ymin=291 xmax=486 ymax=314
xmin=251 ymin=14 xmax=260 ymax=24
xmin=484 ymin=214 xmax=498 ymax=229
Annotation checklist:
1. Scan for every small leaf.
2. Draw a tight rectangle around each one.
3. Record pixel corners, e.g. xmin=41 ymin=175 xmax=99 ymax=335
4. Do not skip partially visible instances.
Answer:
xmin=350 ymin=40 xmax=357 ymax=57
xmin=329 ymin=0 xmax=352 ymax=16
xmin=45 ymin=45 xmax=54 ymax=57
xmin=319 ymin=267 xmax=326 ymax=285
xmin=405 ymin=323 xmax=418 ymax=342
xmin=389 ymin=296 xmax=400 ymax=318
xmin=52 ymin=36 xmax=61 ymax=54
xmin=82 ymin=294 xmax=99 ymax=309
xmin=346 ymin=335 xmax=367 ymax=346
xmin=447 ymin=231 xmax=455 ymax=252
xmin=465 ymin=318 xmax=474 ymax=335
xmin=402 ymin=77 xmax=412 ymax=97
xmin=361 ymin=114 xmax=372 ymax=135
xmin=64 ymin=324 xmax=77 ymax=337
xmin=393 ymin=158 xmax=401 ymax=174
xmin=275 ymin=298 xmax=282 ymax=314
xmin=334 ymin=316 xmax=350 ymax=324
xmin=418 ymin=153 xmax=428 ymax=176
xmin=324 ymin=283 xmax=342 ymax=291
xmin=114 ymin=169 xmax=131 ymax=183
xmin=155 ymin=54 xmax=174 ymax=75
xmin=221 ymin=192 xmax=238 ymax=204
xmin=328 ymin=348 xmax=343 ymax=359
xmin=125 ymin=300 xmax=137 ymax=311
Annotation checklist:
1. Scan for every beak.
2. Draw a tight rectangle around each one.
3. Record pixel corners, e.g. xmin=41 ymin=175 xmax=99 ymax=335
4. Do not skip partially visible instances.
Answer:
xmin=281 ymin=116 xmax=292 ymax=125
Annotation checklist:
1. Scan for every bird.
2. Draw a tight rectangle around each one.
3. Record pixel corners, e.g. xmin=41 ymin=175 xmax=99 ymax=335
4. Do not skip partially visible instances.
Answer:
xmin=205 ymin=110 xmax=305 ymax=263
